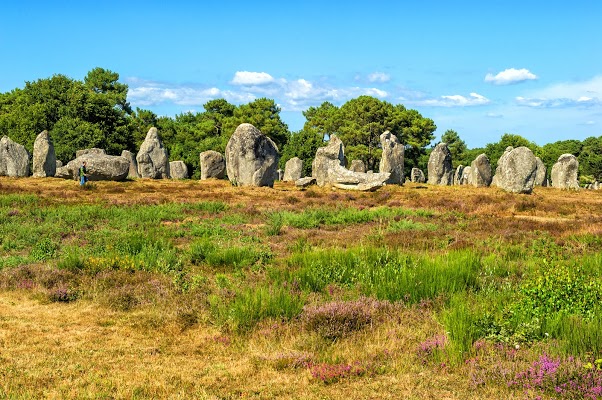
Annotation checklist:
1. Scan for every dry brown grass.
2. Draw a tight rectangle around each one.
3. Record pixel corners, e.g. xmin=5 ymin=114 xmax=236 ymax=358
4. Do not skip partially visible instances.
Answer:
xmin=1 ymin=177 xmax=601 ymax=398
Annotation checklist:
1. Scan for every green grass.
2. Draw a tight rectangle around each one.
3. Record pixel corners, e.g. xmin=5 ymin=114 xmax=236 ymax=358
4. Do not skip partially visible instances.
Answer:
xmin=287 ymin=247 xmax=480 ymax=303
xmin=271 ymin=206 xmax=435 ymax=229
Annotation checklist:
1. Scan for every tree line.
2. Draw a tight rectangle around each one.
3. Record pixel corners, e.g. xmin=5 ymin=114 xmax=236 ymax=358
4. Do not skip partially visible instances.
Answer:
xmin=1 ymin=67 xmax=600 ymax=182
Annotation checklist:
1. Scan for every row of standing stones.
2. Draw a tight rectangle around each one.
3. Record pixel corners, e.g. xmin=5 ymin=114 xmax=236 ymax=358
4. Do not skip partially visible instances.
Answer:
xmin=0 ymin=124 xmax=595 ymax=193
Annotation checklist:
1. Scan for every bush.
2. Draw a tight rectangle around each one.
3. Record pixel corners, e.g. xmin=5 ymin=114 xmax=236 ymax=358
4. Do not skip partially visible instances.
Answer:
xmin=301 ymin=297 xmax=390 ymax=340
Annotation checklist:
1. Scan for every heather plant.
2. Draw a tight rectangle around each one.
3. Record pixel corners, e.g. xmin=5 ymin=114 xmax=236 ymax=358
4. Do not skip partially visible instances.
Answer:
xmin=508 ymin=354 xmax=602 ymax=399
xmin=301 ymin=297 xmax=391 ymax=340
xmin=308 ymin=361 xmax=367 ymax=384
xmin=416 ymin=334 xmax=448 ymax=364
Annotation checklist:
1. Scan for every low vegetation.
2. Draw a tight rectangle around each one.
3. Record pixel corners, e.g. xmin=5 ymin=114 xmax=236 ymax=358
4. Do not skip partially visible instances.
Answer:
xmin=1 ymin=177 xmax=601 ymax=398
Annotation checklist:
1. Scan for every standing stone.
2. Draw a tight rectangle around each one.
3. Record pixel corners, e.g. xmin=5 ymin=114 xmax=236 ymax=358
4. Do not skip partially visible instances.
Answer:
xmin=349 ymin=160 xmax=366 ymax=173
xmin=470 ymin=154 xmax=492 ymax=187
xmin=312 ymin=135 xmax=345 ymax=187
xmin=460 ymin=166 xmax=472 ymax=185
xmin=169 ymin=161 xmax=188 ymax=179
xmin=551 ymin=154 xmax=579 ymax=189
xmin=200 ymin=150 xmax=226 ymax=180
xmin=534 ymin=157 xmax=547 ymax=186
xmin=56 ymin=160 xmax=63 ymax=168
xmin=225 ymin=123 xmax=279 ymax=187
xmin=121 ymin=150 xmax=140 ymax=179
xmin=379 ymin=131 xmax=405 ymax=184
xmin=312 ymin=135 xmax=390 ymax=190
xmin=136 ymin=127 xmax=170 ymax=179
xmin=283 ymin=157 xmax=303 ymax=181
xmin=454 ymin=165 xmax=464 ymax=185
xmin=411 ymin=167 xmax=426 ymax=183
xmin=0 ymin=136 xmax=30 ymax=177
xmin=32 ymin=130 xmax=56 ymax=177
xmin=427 ymin=143 xmax=453 ymax=185
xmin=493 ymin=147 xmax=538 ymax=194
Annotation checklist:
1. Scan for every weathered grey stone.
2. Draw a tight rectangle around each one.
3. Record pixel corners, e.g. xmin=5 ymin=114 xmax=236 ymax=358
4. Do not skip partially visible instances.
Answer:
xmin=136 ymin=127 xmax=170 ymax=179
xmin=54 ymin=165 xmax=71 ymax=179
xmin=534 ymin=157 xmax=547 ymax=186
xmin=200 ymin=150 xmax=226 ymax=180
xmin=334 ymin=181 xmax=385 ymax=192
xmin=312 ymin=135 xmax=346 ymax=187
xmin=493 ymin=146 xmax=538 ymax=194
xmin=593 ymin=181 xmax=600 ymax=190
xmin=169 ymin=161 xmax=188 ymax=179
xmin=470 ymin=154 xmax=492 ymax=187
xmin=427 ymin=143 xmax=453 ymax=185
xmin=32 ymin=130 xmax=56 ymax=177
xmin=311 ymin=135 xmax=390 ymax=190
xmin=56 ymin=160 xmax=63 ymax=168
xmin=295 ymin=177 xmax=316 ymax=188
xmin=0 ymin=136 xmax=30 ymax=177
xmin=349 ymin=159 xmax=366 ymax=173
xmin=283 ymin=157 xmax=303 ymax=181
xmin=460 ymin=166 xmax=472 ymax=185
xmin=379 ymin=131 xmax=404 ymax=184
xmin=76 ymin=148 xmax=105 ymax=158
xmin=551 ymin=154 xmax=579 ymax=189
xmin=225 ymin=123 xmax=279 ymax=187
xmin=454 ymin=165 xmax=464 ymax=185
xmin=411 ymin=167 xmax=426 ymax=183
xmin=121 ymin=150 xmax=140 ymax=179
xmin=66 ymin=152 xmax=130 ymax=181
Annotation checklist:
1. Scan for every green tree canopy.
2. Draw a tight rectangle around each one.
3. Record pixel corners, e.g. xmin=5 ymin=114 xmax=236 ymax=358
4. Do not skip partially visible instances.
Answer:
xmin=302 ymin=96 xmax=436 ymax=172
xmin=279 ymin=129 xmax=325 ymax=177
xmin=440 ymin=129 xmax=468 ymax=168
xmin=484 ymin=133 xmax=541 ymax=171
xmin=0 ymin=68 xmax=135 ymax=162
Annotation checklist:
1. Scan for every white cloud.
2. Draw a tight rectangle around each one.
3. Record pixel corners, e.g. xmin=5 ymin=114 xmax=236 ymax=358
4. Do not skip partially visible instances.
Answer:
xmin=127 ymin=79 xmax=255 ymax=107
xmin=485 ymin=68 xmax=538 ymax=85
xmin=486 ymin=112 xmax=504 ymax=118
xmin=126 ymin=75 xmax=390 ymax=112
xmin=514 ymin=75 xmax=602 ymax=108
xmin=230 ymin=71 xmax=275 ymax=85
xmin=367 ymin=72 xmax=390 ymax=83
xmin=411 ymin=92 xmax=490 ymax=107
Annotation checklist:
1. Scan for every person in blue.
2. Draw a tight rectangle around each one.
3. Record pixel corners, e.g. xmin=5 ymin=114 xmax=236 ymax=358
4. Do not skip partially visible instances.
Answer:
xmin=79 ymin=161 xmax=88 ymax=186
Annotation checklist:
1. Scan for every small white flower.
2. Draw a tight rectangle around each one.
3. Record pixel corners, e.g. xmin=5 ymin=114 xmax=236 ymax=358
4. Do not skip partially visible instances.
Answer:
xmin=515 ymin=344 xmax=520 ymax=350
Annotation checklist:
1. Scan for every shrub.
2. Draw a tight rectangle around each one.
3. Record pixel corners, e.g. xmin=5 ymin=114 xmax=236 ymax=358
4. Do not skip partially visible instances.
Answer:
xmin=301 ymin=297 xmax=390 ymax=340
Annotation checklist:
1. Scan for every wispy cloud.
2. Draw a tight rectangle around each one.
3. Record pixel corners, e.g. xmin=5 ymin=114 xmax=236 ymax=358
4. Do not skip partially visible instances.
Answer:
xmin=126 ymin=73 xmax=389 ymax=112
xmin=367 ymin=72 xmax=390 ymax=83
xmin=514 ymin=75 xmax=602 ymax=109
xmin=515 ymin=96 xmax=599 ymax=108
xmin=231 ymin=71 xmax=275 ymax=85
xmin=127 ymin=79 xmax=255 ymax=106
xmin=486 ymin=112 xmax=504 ymax=118
xmin=409 ymin=92 xmax=491 ymax=107
xmin=485 ymin=68 xmax=538 ymax=85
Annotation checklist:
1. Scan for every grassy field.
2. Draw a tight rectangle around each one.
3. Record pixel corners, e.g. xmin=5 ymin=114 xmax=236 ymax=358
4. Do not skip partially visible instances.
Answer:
xmin=1 ymin=177 xmax=602 ymax=399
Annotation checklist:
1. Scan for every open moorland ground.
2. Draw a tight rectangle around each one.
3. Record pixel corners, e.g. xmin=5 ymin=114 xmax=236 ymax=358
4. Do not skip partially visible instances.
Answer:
xmin=1 ymin=177 xmax=602 ymax=399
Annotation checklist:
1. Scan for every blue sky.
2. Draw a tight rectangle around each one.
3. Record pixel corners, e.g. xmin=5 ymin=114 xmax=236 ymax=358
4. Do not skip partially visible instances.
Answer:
xmin=1 ymin=1 xmax=601 ymax=148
